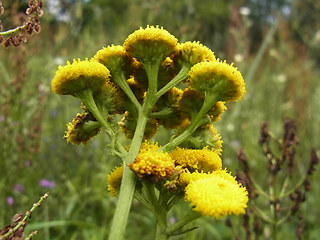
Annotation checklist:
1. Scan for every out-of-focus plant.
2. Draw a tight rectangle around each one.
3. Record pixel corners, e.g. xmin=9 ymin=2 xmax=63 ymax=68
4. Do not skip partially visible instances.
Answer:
xmin=231 ymin=118 xmax=319 ymax=240
xmin=0 ymin=0 xmax=43 ymax=47
xmin=0 ymin=192 xmax=49 ymax=240
xmin=51 ymin=25 xmax=249 ymax=239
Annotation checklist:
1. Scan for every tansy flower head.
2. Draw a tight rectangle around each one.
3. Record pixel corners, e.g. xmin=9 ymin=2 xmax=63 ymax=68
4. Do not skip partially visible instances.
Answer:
xmin=178 ymin=88 xmax=205 ymax=119
xmin=178 ymin=124 xmax=223 ymax=155
xmin=51 ymin=59 xmax=110 ymax=96
xmin=94 ymin=45 xmax=134 ymax=78
xmin=124 ymin=25 xmax=178 ymax=64
xmin=185 ymin=170 xmax=248 ymax=218
xmin=208 ymin=101 xmax=227 ymax=122
xmin=153 ymin=87 xmax=184 ymax=129
xmin=139 ymin=140 xmax=161 ymax=153
xmin=64 ymin=112 xmax=101 ymax=145
xmin=179 ymin=169 xmax=210 ymax=187
xmin=107 ymin=165 xmax=123 ymax=197
xmin=94 ymin=81 xmax=124 ymax=115
xmin=188 ymin=60 xmax=246 ymax=102
xmin=173 ymin=41 xmax=216 ymax=68
xmin=129 ymin=143 xmax=175 ymax=181
xmin=170 ymin=147 xmax=222 ymax=173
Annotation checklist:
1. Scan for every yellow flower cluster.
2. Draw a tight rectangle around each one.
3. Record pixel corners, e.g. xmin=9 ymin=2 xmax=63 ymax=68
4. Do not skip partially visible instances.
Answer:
xmin=188 ymin=60 xmax=246 ymax=102
xmin=51 ymin=59 xmax=111 ymax=96
xmin=127 ymin=141 xmax=248 ymax=218
xmin=124 ymin=25 xmax=178 ymax=64
xmin=129 ymin=142 xmax=174 ymax=180
xmin=107 ymin=165 xmax=124 ymax=197
xmin=184 ymin=170 xmax=248 ymax=218
xmin=64 ymin=112 xmax=101 ymax=145
xmin=51 ymin=26 xmax=248 ymax=219
xmin=170 ymin=147 xmax=222 ymax=173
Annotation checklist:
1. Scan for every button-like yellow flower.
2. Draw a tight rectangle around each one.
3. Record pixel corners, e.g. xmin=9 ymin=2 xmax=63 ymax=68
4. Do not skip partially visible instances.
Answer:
xmin=188 ymin=60 xmax=246 ymax=102
xmin=51 ymin=59 xmax=110 ymax=96
xmin=107 ymin=165 xmax=124 ymax=197
xmin=94 ymin=45 xmax=134 ymax=78
xmin=129 ymin=142 xmax=175 ymax=180
xmin=64 ymin=112 xmax=101 ymax=145
xmin=94 ymin=81 xmax=124 ymax=115
xmin=185 ymin=170 xmax=248 ymax=218
xmin=173 ymin=41 xmax=216 ymax=68
xmin=208 ymin=101 xmax=227 ymax=122
xmin=178 ymin=124 xmax=223 ymax=155
xmin=170 ymin=147 xmax=222 ymax=173
xmin=124 ymin=25 xmax=178 ymax=64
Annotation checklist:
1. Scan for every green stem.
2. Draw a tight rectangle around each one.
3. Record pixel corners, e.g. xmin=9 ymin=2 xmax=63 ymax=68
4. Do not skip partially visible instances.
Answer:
xmin=162 ymin=94 xmax=218 ymax=152
xmin=156 ymin=64 xmax=190 ymax=99
xmin=108 ymin=61 xmax=161 ymax=240
xmin=155 ymin=212 xmax=168 ymax=240
xmin=166 ymin=192 xmax=184 ymax=211
xmin=75 ymin=90 xmax=113 ymax=137
xmin=149 ymin=108 xmax=175 ymax=118
xmin=269 ymin=172 xmax=278 ymax=240
xmin=166 ymin=211 xmax=201 ymax=236
xmin=108 ymin=113 xmax=148 ymax=240
xmin=113 ymin=73 xmax=141 ymax=111
xmin=250 ymin=176 xmax=271 ymax=199
xmin=0 ymin=25 xmax=26 ymax=36
xmin=251 ymin=204 xmax=274 ymax=224
xmin=144 ymin=62 xmax=160 ymax=96
xmin=279 ymin=175 xmax=290 ymax=198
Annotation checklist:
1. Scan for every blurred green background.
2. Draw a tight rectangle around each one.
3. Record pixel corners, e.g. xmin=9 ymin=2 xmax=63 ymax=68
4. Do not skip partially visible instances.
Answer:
xmin=0 ymin=0 xmax=319 ymax=239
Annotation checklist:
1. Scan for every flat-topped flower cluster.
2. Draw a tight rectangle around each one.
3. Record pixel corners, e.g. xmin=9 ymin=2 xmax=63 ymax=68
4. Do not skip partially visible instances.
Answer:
xmin=51 ymin=26 xmax=248 ymax=238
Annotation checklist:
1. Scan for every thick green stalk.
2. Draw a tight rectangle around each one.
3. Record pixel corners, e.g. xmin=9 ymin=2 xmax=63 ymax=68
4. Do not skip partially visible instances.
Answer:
xmin=108 ymin=60 xmax=161 ymax=240
xmin=155 ymin=212 xmax=169 ymax=240
xmin=108 ymin=112 xmax=148 ymax=240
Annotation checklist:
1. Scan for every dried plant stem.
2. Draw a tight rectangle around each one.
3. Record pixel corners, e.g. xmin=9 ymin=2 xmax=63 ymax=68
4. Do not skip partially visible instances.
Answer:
xmin=0 ymin=192 xmax=49 ymax=239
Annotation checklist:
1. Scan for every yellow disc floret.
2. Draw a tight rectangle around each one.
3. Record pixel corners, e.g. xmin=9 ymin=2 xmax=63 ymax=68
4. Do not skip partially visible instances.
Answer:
xmin=173 ymin=41 xmax=216 ymax=68
xmin=64 ymin=112 xmax=101 ymax=145
xmin=129 ymin=142 xmax=175 ymax=180
xmin=170 ymin=147 xmax=222 ymax=173
xmin=185 ymin=170 xmax=248 ymax=218
xmin=188 ymin=60 xmax=246 ymax=102
xmin=94 ymin=45 xmax=134 ymax=77
xmin=51 ymin=59 xmax=111 ymax=96
xmin=124 ymin=25 xmax=178 ymax=64
xmin=107 ymin=165 xmax=124 ymax=197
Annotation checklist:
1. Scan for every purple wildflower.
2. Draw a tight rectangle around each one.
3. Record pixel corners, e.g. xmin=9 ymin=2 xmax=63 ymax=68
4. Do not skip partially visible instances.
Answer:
xmin=40 ymin=179 xmax=55 ymax=188
xmin=14 ymin=184 xmax=25 ymax=193
xmin=6 ymin=196 xmax=14 ymax=205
